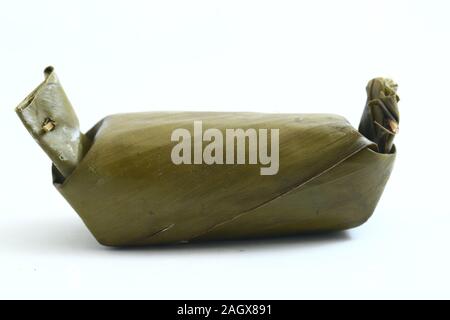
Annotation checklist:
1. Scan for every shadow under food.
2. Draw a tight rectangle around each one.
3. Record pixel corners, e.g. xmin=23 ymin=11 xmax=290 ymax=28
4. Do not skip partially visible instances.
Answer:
xmin=109 ymin=230 xmax=352 ymax=252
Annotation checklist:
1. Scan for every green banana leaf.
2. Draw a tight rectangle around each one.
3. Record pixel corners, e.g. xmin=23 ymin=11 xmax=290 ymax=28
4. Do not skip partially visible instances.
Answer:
xmin=16 ymin=68 xmax=399 ymax=246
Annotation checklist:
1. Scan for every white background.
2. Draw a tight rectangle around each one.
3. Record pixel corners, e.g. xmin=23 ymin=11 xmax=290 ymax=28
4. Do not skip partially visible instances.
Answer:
xmin=0 ymin=0 xmax=449 ymax=299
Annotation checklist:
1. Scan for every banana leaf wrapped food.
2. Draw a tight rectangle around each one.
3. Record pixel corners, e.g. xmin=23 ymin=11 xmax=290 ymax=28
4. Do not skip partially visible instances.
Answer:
xmin=16 ymin=67 xmax=399 ymax=246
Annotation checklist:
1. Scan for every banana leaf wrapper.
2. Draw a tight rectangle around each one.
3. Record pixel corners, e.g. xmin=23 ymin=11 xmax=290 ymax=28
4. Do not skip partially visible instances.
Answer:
xmin=16 ymin=68 xmax=399 ymax=246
